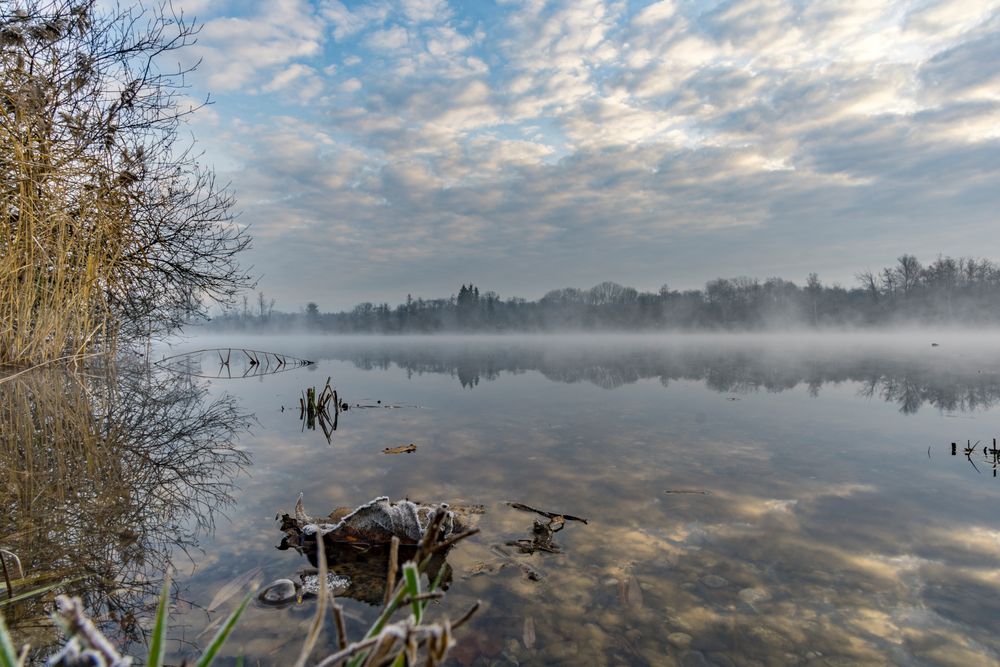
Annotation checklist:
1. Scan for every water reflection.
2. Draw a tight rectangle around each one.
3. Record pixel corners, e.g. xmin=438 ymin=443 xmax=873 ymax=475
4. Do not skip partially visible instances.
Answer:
xmin=955 ymin=438 xmax=1000 ymax=477
xmin=155 ymin=348 xmax=313 ymax=379
xmin=139 ymin=335 xmax=1000 ymax=664
xmin=324 ymin=339 xmax=1000 ymax=413
xmin=0 ymin=364 xmax=250 ymax=657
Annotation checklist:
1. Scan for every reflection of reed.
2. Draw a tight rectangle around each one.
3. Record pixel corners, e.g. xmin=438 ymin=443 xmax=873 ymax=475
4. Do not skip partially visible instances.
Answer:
xmin=0 ymin=365 xmax=250 ymax=658
xmin=156 ymin=348 xmax=313 ymax=379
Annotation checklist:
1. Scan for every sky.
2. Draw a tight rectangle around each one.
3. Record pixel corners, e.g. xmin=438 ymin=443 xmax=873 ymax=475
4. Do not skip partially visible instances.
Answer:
xmin=167 ymin=0 xmax=999 ymax=311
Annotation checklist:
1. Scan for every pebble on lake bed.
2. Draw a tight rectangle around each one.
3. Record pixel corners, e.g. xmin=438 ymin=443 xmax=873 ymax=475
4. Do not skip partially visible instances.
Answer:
xmin=738 ymin=587 xmax=771 ymax=606
xmin=257 ymin=579 xmax=298 ymax=605
xmin=700 ymin=574 xmax=729 ymax=589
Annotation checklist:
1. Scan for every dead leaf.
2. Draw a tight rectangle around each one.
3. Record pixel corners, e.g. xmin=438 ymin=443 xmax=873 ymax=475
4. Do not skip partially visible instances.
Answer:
xmin=383 ymin=444 xmax=417 ymax=455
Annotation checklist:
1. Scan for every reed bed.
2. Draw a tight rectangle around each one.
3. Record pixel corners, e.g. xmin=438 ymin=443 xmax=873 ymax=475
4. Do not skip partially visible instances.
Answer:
xmin=1 ymin=1 xmax=251 ymax=367
xmin=0 ymin=39 xmax=129 ymax=366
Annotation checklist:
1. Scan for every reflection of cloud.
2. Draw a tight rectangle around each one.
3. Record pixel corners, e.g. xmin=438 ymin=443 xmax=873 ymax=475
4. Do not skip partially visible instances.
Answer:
xmin=155 ymin=343 xmax=1000 ymax=663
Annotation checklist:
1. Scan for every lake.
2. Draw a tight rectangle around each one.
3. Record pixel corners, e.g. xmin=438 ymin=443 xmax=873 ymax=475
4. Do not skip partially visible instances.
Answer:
xmin=4 ymin=333 xmax=1000 ymax=666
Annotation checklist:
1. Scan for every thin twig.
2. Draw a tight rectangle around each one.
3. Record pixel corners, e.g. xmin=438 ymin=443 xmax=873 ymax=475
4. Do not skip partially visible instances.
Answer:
xmin=333 ymin=602 xmax=348 ymax=651
xmin=399 ymin=592 xmax=444 ymax=605
xmin=450 ymin=601 xmax=481 ymax=630
xmin=0 ymin=551 xmax=11 ymax=600
xmin=313 ymin=636 xmax=384 ymax=667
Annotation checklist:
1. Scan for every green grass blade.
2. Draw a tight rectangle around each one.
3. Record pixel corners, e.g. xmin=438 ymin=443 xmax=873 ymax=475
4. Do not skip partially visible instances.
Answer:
xmin=0 ymin=613 xmax=22 ymax=667
xmin=147 ymin=577 xmax=171 ymax=667
xmin=421 ymin=564 xmax=448 ymax=616
xmin=402 ymin=563 xmax=421 ymax=624
xmin=195 ymin=591 xmax=253 ymax=667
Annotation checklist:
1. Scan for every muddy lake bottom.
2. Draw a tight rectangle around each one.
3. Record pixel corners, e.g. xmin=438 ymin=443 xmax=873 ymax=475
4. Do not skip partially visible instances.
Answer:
xmin=5 ymin=334 xmax=1000 ymax=666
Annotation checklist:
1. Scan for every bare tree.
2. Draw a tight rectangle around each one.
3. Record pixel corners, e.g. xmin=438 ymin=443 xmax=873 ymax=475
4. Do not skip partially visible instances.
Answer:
xmin=895 ymin=254 xmax=922 ymax=296
xmin=806 ymin=272 xmax=821 ymax=325
xmin=856 ymin=270 xmax=879 ymax=302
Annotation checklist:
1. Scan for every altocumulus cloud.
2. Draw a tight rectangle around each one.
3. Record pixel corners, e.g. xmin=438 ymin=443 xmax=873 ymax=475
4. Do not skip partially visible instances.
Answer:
xmin=174 ymin=0 xmax=1000 ymax=309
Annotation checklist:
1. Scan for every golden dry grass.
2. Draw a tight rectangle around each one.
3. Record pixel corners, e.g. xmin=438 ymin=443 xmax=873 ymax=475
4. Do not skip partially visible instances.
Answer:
xmin=0 ymin=55 xmax=131 ymax=366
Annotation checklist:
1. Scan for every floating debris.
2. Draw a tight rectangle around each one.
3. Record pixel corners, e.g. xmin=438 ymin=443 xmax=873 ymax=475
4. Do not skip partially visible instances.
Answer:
xmin=664 ymin=489 xmax=711 ymax=495
xmin=506 ymin=517 xmax=563 ymax=554
xmin=383 ymin=444 xmax=417 ymax=455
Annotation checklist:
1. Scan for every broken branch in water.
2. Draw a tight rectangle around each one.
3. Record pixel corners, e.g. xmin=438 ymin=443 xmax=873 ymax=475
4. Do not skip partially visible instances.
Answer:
xmin=299 ymin=379 xmax=341 ymax=442
xmin=506 ymin=501 xmax=588 ymax=524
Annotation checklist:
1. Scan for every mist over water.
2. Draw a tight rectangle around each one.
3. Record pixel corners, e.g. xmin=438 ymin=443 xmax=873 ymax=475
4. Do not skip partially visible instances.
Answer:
xmin=125 ymin=332 xmax=1000 ymax=664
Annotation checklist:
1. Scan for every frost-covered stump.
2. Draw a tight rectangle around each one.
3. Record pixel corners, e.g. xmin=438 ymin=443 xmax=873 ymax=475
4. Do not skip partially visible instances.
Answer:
xmin=274 ymin=496 xmax=485 ymax=605
xmin=279 ymin=496 xmax=484 ymax=546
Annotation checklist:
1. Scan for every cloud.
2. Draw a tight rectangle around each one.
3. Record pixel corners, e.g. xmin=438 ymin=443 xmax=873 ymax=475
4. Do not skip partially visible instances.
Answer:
xmin=322 ymin=0 xmax=391 ymax=41
xmin=183 ymin=0 xmax=1000 ymax=307
xmin=365 ymin=25 xmax=410 ymax=50
xmin=191 ymin=0 xmax=324 ymax=92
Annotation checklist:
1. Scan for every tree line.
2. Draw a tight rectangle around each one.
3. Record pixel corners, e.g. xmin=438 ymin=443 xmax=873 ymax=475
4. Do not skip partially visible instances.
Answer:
xmin=209 ymin=254 xmax=1000 ymax=333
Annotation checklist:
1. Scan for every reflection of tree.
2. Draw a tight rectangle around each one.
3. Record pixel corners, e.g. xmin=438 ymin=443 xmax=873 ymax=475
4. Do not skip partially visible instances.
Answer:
xmin=0 ymin=365 xmax=250 ymax=657
xmin=327 ymin=342 xmax=1000 ymax=413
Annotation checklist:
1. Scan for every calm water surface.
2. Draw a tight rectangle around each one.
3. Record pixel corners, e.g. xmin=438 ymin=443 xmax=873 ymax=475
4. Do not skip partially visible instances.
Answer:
xmin=6 ymin=334 xmax=1000 ymax=666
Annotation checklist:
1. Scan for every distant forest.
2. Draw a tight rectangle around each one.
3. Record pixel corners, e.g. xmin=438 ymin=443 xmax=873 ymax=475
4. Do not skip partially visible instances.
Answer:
xmin=208 ymin=254 xmax=1000 ymax=332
